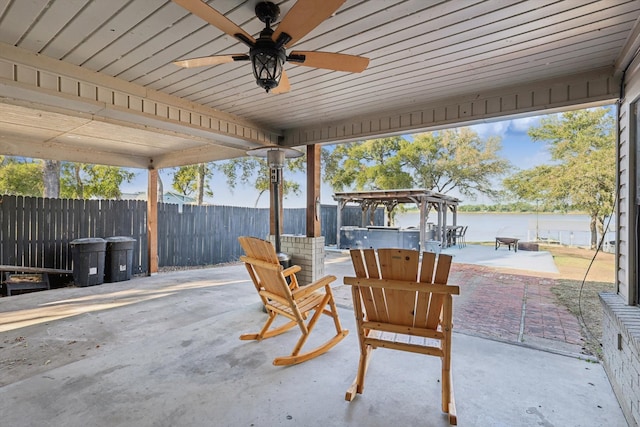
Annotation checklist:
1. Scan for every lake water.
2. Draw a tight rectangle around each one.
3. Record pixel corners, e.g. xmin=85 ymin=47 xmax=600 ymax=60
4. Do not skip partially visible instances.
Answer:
xmin=395 ymin=212 xmax=615 ymax=247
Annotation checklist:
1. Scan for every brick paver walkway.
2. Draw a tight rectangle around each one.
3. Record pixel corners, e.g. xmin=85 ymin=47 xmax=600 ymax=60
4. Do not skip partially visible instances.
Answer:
xmin=450 ymin=264 xmax=585 ymax=355
xmin=332 ymin=259 xmax=587 ymax=357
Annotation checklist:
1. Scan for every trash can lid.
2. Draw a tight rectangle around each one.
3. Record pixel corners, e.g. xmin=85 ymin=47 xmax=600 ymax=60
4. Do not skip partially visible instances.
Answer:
xmin=105 ymin=236 xmax=136 ymax=242
xmin=70 ymin=237 xmax=106 ymax=245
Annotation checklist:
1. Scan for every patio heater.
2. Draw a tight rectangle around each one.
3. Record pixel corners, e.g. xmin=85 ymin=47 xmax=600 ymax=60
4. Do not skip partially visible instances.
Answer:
xmin=247 ymin=146 xmax=303 ymax=264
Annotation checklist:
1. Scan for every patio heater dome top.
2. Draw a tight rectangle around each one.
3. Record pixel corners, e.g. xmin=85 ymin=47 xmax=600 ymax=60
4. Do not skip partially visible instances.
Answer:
xmin=247 ymin=146 xmax=303 ymax=166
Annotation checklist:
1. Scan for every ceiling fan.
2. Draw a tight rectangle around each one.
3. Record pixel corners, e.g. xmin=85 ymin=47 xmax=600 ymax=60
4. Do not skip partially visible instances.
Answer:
xmin=172 ymin=0 xmax=370 ymax=93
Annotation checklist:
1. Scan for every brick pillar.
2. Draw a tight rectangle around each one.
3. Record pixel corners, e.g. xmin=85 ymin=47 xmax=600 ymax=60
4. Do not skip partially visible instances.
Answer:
xmin=268 ymin=235 xmax=325 ymax=285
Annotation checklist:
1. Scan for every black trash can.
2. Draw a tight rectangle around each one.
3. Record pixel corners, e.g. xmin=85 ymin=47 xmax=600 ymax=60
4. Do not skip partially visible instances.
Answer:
xmin=105 ymin=237 xmax=136 ymax=283
xmin=70 ymin=238 xmax=107 ymax=287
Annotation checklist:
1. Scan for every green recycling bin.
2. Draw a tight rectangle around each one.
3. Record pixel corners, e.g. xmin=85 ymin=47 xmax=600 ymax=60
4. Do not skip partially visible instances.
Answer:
xmin=105 ymin=237 xmax=136 ymax=283
xmin=70 ymin=238 xmax=106 ymax=287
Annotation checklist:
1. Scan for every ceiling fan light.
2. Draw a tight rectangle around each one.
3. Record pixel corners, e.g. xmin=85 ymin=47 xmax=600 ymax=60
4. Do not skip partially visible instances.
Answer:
xmin=252 ymin=50 xmax=284 ymax=92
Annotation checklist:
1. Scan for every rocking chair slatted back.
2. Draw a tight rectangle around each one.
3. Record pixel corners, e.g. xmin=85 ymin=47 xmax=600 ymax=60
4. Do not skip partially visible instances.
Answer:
xmin=345 ymin=248 xmax=459 ymax=425
xmin=349 ymin=249 xmax=453 ymax=328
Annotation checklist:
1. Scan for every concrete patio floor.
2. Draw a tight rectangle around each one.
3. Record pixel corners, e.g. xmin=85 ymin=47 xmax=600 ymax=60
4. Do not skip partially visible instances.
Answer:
xmin=0 ymin=246 xmax=627 ymax=426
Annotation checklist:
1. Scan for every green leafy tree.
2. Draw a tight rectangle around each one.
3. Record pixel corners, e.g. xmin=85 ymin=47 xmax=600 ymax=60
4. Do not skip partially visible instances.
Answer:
xmin=172 ymin=163 xmax=214 ymax=205
xmin=218 ymin=156 xmax=303 ymax=207
xmin=61 ymin=163 xmax=135 ymax=199
xmin=323 ymin=137 xmax=412 ymax=192
xmin=503 ymin=108 xmax=615 ymax=249
xmin=399 ymin=128 xmax=511 ymax=199
xmin=0 ymin=156 xmax=43 ymax=196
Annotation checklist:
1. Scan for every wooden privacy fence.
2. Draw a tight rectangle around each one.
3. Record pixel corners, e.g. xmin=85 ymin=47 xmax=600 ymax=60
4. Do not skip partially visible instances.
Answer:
xmin=0 ymin=195 xmax=147 ymax=274
xmin=0 ymin=195 xmax=382 ymax=275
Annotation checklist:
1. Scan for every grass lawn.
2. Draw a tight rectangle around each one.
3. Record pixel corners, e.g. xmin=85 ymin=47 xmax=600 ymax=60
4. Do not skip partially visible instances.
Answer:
xmin=542 ymin=244 xmax=616 ymax=358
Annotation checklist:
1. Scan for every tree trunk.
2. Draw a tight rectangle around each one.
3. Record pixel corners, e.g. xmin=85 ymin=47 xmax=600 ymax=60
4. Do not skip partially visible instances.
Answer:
xmin=74 ymin=164 xmax=84 ymax=198
xmin=597 ymin=216 xmax=605 ymax=248
xmin=589 ymin=214 xmax=598 ymax=250
xmin=42 ymin=160 xmax=60 ymax=198
xmin=196 ymin=163 xmax=205 ymax=205
xmin=157 ymin=172 xmax=164 ymax=201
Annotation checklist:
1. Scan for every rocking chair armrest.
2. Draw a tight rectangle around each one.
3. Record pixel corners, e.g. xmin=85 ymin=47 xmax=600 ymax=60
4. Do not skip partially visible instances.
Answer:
xmin=282 ymin=265 xmax=302 ymax=277
xmin=292 ymin=275 xmax=337 ymax=299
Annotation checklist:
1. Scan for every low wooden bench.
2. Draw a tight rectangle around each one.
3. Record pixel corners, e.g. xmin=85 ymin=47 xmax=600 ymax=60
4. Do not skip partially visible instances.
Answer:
xmin=0 ymin=266 xmax=72 ymax=296
xmin=495 ymin=237 xmax=519 ymax=252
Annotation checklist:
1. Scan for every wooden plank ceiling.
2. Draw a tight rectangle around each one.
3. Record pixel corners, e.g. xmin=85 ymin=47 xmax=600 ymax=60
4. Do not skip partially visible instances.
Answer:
xmin=0 ymin=0 xmax=638 ymax=167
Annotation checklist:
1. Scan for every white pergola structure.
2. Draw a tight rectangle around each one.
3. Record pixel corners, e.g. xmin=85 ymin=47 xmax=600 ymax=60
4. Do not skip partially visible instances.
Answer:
xmin=333 ymin=189 xmax=460 ymax=250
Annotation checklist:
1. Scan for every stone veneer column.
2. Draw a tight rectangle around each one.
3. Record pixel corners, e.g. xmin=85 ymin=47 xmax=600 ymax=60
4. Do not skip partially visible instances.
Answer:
xmin=600 ymin=292 xmax=640 ymax=426
xmin=268 ymin=235 xmax=325 ymax=286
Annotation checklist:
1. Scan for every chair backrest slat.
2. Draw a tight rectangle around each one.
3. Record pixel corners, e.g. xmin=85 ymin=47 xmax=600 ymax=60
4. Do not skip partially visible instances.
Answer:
xmin=415 ymin=252 xmax=436 ymax=328
xmin=362 ymin=249 xmax=388 ymax=323
xmin=378 ymin=249 xmax=420 ymax=327
xmin=426 ymin=254 xmax=452 ymax=329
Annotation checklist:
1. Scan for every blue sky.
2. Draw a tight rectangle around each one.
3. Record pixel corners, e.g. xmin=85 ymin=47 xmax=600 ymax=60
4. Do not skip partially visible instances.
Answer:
xmin=121 ymin=114 xmax=554 ymax=208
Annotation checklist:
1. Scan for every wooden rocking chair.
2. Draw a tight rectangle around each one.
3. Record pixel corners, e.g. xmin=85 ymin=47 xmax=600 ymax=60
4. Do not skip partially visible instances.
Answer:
xmin=238 ymin=236 xmax=348 ymax=366
xmin=344 ymin=248 xmax=459 ymax=425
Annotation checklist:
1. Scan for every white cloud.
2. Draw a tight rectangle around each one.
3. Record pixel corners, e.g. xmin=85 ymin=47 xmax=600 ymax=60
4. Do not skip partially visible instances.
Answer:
xmin=509 ymin=116 xmax=543 ymax=133
xmin=469 ymin=121 xmax=509 ymax=138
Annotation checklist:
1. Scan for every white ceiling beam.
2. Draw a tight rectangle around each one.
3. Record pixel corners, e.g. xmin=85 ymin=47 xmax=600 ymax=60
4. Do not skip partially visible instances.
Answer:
xmin=283 ymin=67 xmax=620 ymax=146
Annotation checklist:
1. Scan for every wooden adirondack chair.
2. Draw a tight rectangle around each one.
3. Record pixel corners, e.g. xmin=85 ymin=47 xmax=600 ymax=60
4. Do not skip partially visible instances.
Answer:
xmin=238 ymin=236 xmax=348 ymax=366
xmin=344 ymin=248 xmax=459 ymax=425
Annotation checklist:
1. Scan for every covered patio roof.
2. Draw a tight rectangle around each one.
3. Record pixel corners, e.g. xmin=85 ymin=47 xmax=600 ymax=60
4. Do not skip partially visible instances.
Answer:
xmin=0 ymin=1 xmax=635 ymax=168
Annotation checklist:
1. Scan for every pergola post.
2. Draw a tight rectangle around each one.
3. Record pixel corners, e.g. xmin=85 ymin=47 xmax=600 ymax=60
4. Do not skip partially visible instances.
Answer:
xmin=419 ymin=199 xmax=427 ymax=251
xmin=336 ymin=199 xmax=345 ymax=249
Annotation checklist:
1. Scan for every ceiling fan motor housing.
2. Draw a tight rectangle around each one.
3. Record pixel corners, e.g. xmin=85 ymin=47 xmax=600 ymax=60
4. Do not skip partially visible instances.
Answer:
xmin=255 ymin=2 xmax=280 ymax=25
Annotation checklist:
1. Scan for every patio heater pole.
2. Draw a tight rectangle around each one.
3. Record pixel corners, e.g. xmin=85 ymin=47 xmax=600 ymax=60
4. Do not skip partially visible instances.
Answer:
xmin=247 ymin=146 xmax=303 ymax=261
xmin=267 ymin=149 xmax=285 ymax=254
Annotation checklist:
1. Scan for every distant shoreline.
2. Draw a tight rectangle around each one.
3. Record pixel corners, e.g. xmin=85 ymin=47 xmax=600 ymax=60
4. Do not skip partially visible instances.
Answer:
xmin=403 ymin=208 xmax=589 ymax=215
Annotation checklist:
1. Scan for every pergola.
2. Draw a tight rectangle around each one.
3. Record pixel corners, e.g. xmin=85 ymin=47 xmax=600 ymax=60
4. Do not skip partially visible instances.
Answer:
xmin=333 ymin=189 xmax=460 ymax=251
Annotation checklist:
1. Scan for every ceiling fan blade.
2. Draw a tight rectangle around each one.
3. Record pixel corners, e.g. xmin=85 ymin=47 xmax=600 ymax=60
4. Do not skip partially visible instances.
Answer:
xmin=271 ymin=70 xmax=291 ymax=94
xmin=173 ymin=54 xmax=249 ymax=68
xmin=289 ymin=51 xmax=369 ymax=73
xmin=273 ymin=0 xmax=346 ymax=48
xmin=172 ymin=0 xmax=255 ymax=45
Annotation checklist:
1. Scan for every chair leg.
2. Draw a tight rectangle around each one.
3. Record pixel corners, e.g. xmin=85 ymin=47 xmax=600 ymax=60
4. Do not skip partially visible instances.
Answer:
xmin=273 ymin=292 xmax=349 ymax=366
xmin=345 ymin=344 xmax=373 ymax=401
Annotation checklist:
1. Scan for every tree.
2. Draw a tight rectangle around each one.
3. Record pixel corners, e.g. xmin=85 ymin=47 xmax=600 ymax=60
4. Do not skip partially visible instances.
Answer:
xmin=323 ymin=137 xmax=412 ymax=192
xmin=503 ymin=108 xmax=615 ymax=249
xmin=171 ymin=163 xmax=214 ymax=204
xmin=322 ymin=131 xmax=511 ymax=224
xmin=0 ymin=156 xmax=43 ymax=196
xmin=61 ymin=163 xmax=135 ymax=199
xmin=399 ymin=128 xmax=511 ymax=199
xmin=218 ymin=156 xmax=303 ymax=207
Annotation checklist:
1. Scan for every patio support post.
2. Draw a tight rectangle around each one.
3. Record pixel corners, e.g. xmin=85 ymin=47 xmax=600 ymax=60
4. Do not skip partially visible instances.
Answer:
xmin=442 ymin=201 xmax=448 ymax=248
xmin=147 ymin=168 xmax=158 ymax=274
xmin=306 ymin=144 xmax=321 ymax=237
